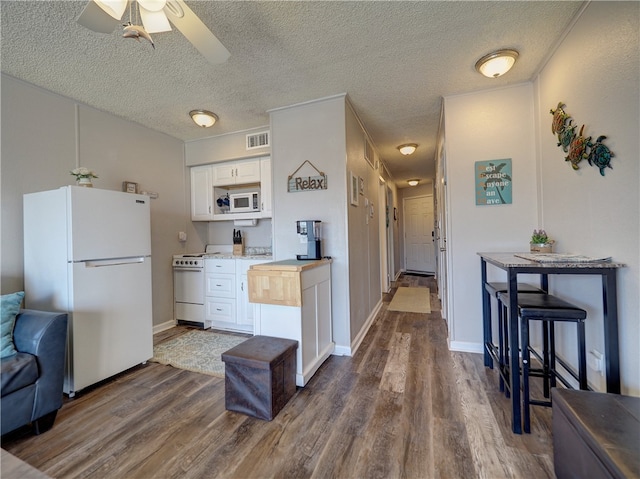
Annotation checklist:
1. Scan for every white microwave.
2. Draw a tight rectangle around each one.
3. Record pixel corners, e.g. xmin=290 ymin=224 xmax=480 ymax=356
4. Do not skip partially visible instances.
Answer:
xmin=230 ymin=192 xmax=260 ymax=213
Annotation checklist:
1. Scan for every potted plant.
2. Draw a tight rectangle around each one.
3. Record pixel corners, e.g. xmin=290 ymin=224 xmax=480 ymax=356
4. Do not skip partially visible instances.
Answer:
xmin=530 ymin=229 xmax=554 ymax=253
xmin=70 ymin=167 xmax=98 ymax=187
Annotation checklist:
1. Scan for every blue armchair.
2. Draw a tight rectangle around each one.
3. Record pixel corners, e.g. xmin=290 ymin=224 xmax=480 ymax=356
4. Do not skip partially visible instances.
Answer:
xmin=1 ymin=309 xmax=68 ymax=436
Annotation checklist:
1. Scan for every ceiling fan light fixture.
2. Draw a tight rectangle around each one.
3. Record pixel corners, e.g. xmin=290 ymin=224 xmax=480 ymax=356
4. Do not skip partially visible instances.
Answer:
xmin=398 ymin=143 xmax=418 ymax=155
xmin=164 ymin=0 xmax=185 ymax=18
xmin=190 ymin=110 xmax=218 ymax=128
xmin=138 ymin=0 xmax=167 ymax=12
xmin=475 ymin=49 xmax=519 ymax=78
xmin=407 ymin=179 xmax=420 ymax=187
xmin=94 ymin=0 xmax=127 ymax=20
xmin=139 ymin=6 xmax=172 ymax=33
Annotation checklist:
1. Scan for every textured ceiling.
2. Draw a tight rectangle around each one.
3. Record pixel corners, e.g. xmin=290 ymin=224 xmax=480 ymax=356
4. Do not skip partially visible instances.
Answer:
xmin=0 ymin=1 xmax=583 ymax=186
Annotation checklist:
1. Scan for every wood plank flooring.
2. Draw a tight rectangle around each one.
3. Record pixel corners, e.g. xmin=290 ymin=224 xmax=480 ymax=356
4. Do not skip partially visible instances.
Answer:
xmin=1 ymin=275 xmax=555 ymax=478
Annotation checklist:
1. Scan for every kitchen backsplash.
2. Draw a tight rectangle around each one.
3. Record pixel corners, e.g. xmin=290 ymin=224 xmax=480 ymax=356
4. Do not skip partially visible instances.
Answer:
xmin=207 ymin=218 xmax=272 ymax=248
xmin=245 ymin=246 xmax=272 ymax=256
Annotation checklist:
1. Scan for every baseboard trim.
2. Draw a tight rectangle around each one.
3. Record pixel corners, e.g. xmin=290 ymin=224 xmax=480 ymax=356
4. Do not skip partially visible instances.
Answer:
xmin=448 ymin=340 xmax=484 ymax=354
xmin=347 ymin=299 xmax=383 ymax=357
xmin=153 ymin=320 xmax=177 ymax=334
xmin=333 ymin=344 xmax=352 ymax=356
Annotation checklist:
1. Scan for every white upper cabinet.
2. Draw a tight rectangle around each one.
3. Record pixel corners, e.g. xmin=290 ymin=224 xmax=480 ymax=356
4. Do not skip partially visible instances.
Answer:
xmin=260 ymin=157 xmax=272 ymax=218
xmin=212 ymin=159 xmax=260 ymax=186
xmin=190 ymin=165 xmax=214 ymax=221
xmin=191 ymin=157 xmax=271 ymax=221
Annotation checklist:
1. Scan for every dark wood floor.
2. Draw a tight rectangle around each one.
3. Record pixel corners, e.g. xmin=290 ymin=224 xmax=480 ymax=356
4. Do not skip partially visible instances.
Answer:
xmin=2 ymin=275 xmax=555 ymax=478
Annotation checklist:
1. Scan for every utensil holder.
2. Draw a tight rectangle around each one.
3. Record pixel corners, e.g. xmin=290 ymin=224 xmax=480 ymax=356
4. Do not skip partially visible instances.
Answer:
xmin=233 ymin=240 xmax=245 ymax=256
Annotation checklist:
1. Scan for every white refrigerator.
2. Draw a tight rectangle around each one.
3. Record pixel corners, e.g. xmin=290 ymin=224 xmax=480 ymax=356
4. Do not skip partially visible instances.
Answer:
xmin=24 ymin=186 xmax=153 ymax=396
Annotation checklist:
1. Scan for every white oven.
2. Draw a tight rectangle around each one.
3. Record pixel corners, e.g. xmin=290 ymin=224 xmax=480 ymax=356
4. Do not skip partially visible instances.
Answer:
xmin=173 ymin=254 xmax=205 ymax=326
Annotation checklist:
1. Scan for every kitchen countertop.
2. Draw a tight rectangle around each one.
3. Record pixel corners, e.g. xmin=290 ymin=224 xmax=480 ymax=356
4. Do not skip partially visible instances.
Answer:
xmin=249 ymin=258 xmax=332 ymax=272
xmin=204 ymin=253 xmax=273 ymax=260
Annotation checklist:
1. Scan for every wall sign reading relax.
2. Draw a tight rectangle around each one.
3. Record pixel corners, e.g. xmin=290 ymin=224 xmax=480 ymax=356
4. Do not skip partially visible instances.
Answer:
xmin=287 ymin=160 xmax=328 ymax=193
xmin=475 ymin=159 xmax=512 ymax=205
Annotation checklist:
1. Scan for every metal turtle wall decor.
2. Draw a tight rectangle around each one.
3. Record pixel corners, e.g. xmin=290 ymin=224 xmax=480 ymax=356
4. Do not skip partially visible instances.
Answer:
xmin=549 ymin=102 xmax=615 ymax=176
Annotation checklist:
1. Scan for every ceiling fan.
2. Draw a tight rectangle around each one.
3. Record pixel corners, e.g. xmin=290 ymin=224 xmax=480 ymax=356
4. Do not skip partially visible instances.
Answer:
xmin=77 ymin=0 xmax=230 ymax=64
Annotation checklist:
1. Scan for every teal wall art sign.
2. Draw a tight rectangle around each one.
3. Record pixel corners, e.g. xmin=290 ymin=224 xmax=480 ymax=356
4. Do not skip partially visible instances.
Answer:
xmin=475 ymin=159 xmax=512 ymax=205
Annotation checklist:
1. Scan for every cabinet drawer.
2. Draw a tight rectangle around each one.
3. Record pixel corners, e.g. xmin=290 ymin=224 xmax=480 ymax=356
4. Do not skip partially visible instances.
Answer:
xmin=205 ymin=259 xmax=235 ymax=274
xmin=206 ymin=273 xmax=235 ymax=297
xmin=205 ymin=297 xmax=236 ymax=322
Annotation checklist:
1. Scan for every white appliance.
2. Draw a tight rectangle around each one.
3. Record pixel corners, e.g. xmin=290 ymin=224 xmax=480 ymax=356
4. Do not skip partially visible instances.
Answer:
xmin=172 ymin=253 xmax=205 ymax=327
xmin=172 ymin=244 xmax=231 ymax=328
xmin=230 ymin=191 xmax=260 ymax=213
xmin=23 ymin=186 xmax=153 ymax=396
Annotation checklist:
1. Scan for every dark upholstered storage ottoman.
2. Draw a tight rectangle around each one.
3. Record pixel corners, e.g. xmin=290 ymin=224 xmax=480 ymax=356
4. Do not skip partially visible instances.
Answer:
xmin=552 ymin=388 xmax=640 ymax=479
xmin=221 ymin=335 xmax=298 ymax=421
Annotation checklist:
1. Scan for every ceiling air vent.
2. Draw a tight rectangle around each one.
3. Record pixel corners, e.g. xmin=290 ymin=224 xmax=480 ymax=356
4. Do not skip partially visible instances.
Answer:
xmin=246 ymin=131 xmax=270 ymax=150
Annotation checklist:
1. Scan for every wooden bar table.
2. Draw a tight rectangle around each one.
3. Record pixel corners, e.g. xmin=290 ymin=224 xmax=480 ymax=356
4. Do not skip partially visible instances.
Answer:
xmin=478 ymin=252 xmax=625 ymax=434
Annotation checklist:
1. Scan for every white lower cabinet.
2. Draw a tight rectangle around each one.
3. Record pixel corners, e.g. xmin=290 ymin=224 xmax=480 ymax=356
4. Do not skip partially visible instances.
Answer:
xmin=249 ymin=259 xmax=334 ymax=387
xmin=205 ymin=257 xmax=270 ymax=333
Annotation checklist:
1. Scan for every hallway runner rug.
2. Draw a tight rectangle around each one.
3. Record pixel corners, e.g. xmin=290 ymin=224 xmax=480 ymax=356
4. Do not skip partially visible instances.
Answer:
xmin=388 ymin=287 xmax=431 ymax=313
xmin=150 ymin=330 xmax=248 ymax=378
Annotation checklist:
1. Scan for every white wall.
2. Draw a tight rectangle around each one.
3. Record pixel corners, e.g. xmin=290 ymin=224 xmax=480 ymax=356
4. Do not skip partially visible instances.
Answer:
xmin=441 ymin=1 xmax=639 ymax=395
xmin=269 ymin=95 xmax=351 ymax=351
xmin=443 ymin=83 xmax=539 ymax=350
xmin=345 ymin=101 xmax=382 ymax=342
xmin=269 ymin=94 xmax=389 ymax=354
xmin=1 ymin=74 xmax=187 ymax=328
xmin=534 ymin=1 xmax=639 ymax=394
xmin=185 ymin=127 xmax=270 ymax=166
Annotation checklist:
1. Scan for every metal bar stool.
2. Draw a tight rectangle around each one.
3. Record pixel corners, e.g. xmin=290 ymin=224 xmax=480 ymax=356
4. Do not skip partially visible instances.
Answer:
xmin=485 ymin=282 xmax=544 ymax=396
xmin=499 ymin=292 xmax=588 ymax=433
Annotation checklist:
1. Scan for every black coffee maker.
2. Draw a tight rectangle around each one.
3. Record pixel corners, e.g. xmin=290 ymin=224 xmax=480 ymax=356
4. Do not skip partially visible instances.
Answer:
xmin=296 ymin=220 xmax=322 ymax=260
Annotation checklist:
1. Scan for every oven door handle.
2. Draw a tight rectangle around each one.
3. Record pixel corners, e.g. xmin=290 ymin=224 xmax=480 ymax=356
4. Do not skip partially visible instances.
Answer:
xmin=173 ymin=267 xmax=203 ymax=272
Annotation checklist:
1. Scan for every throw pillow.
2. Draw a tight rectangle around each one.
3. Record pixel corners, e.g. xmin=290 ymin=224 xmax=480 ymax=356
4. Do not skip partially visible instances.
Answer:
xmin=1 ymin=291 xmax=25 ymax=358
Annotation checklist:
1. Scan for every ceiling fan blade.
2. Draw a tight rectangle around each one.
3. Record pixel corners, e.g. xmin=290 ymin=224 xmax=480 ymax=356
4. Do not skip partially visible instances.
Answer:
xmin=163 ymin=0 xmax=230 ymax=64
xmin=77 ymin=1 xmax=120 ymax=34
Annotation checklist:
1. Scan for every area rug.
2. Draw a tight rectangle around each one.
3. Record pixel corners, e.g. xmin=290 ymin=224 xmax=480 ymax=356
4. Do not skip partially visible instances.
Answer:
xmin=150 ymin=330 xmax=248 ymax=378
xmin=388 ymin=287 xmax=431 ymax=313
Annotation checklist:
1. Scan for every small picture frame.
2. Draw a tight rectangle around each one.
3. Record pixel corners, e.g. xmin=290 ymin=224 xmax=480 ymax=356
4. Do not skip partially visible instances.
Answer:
xmin=358 ymin=176 xmax=364 ymax=195
xmin=123 ymin=181 xmax=138 ymax=194
xmin=350 ymin=172 xmax=359 ymax=206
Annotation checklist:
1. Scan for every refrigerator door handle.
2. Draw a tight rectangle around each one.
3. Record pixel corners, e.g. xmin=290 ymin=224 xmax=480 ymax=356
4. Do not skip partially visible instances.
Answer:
xmin=83 ymin=257 xmax=147 ymax=268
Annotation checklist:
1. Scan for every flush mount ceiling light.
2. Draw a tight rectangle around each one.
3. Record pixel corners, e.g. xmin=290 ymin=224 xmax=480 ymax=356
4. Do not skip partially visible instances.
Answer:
xmin=189 ymin=110 xmax=218 ymax=128
xmin=397 ymin=143 xmax=418 ymax=155
xmin=475 ymin=49 xmax=519 ymax=78
xmin=407 ymin=179 xmax=420 ymax=187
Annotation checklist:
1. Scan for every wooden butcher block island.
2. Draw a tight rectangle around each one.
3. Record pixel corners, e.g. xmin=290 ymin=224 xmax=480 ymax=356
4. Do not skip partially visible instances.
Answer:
xmin=248 ymin=259 xmax=334 ymax=386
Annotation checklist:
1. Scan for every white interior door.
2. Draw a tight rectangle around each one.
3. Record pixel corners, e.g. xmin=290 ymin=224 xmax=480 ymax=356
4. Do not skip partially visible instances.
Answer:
xmin=386 ymin=185 xmax=395 ymax=284
xmin=378 ymin=178 xmax=390 ymax=293
xmin=404 ymin=195 xmax=435 ymax=273
xmin=436 ymin=146 xmax=450 ymax=323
